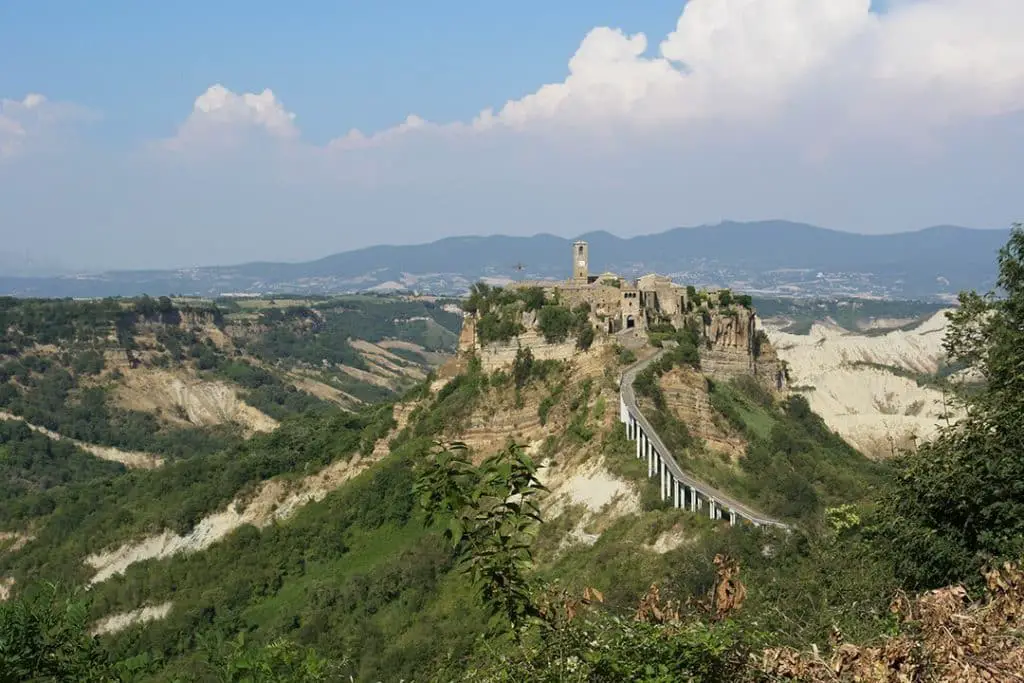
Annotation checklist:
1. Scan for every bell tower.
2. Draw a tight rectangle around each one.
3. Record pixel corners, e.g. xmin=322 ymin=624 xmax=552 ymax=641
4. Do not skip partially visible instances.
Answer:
xmin=573 ymin=240 xmax=589 ymax=283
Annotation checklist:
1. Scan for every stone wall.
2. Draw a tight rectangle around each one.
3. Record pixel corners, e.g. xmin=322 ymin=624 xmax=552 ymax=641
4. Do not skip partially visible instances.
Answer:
xmin=477 ymin=330 xmax=606 ymax=372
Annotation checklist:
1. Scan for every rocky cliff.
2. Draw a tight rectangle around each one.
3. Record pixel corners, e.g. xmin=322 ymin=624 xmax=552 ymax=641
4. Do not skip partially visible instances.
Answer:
xmin=697 ymin=308 xmax=786 ymax=392
xmin=657 ymin=367 xmax=747 ymax=460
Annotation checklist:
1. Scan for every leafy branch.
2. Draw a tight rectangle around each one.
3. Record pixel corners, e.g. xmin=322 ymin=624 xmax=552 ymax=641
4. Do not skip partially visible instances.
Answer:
xmin=415 ymin=440 xmax=548 ymax=634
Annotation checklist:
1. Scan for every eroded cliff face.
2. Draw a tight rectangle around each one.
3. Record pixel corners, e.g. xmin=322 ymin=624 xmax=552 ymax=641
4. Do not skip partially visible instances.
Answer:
xmin=657 ymin=367 xmax=747 ymax=461
xmin=458 ymin=310 xmax=607 ymax=372
xmin=766 ymin=311 xmax=961 ymax=459
xmin=697 ymin=309 xmax=786 ymax=392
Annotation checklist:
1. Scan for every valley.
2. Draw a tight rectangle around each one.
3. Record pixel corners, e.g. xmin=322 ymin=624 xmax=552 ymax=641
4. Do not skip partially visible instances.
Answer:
xmin=0 ymin=232 xmax=1019 ymax=682
xmin=762 ymin=305 xmax=964 ymax=458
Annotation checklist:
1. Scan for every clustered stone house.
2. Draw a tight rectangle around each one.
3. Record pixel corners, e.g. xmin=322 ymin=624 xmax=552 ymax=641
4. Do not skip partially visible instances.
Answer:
xmin=503 ymin=240 xmax=786 ymax=390
xmin=515 ymin=240 xmax=714 ymax=334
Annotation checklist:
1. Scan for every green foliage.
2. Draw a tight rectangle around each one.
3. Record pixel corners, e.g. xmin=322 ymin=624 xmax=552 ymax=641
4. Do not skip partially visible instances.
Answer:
xmin=512 ymin=347 xmax=535 ymax=390
xmin=576 ymin=323 xmax=595 ymax=351
xmin=200 ymin=634 xmax=342 ymax=682
xmin=472 ymin=612 xmax=751 ymax=682
xmin=537 ymin=304 xmax=576 ymax=343
xmin=752 ymin=330 xmax=769 ymax=359
xmin=537 ymin=303 xmax=593 ymax=347
xmin=0 ymin=409 xmax=385 ymax=582
xmin=215 ymin=360 xmax=335 ymax=421
xmin=538 ymin=381 xmax=564 ymax=427
xmin=875 ymin=224 xmax=1024 ymax=589
xmin=0 ymin=418 xmax=125 ymax=506
xmin=706 ymin=379 xmax=887 ymax=522
xmin=0 ymin=366 xmax=241 ymax=459
xmin=519 ymin=287 xmax=547 ymax=313
xmin=79 ymin=438 xmax=478 ymax=683
xmin=415 ymin=441 xmax=547 ymax=633
xmin=0 ymin=582 xmax=117 ymax=682
xmin=464 ymin=283 xmax=527 ymax=345
xmin=565 ymin=379 xmax=595 ymax=444
xmin=600 ymin=424 xmax=667 ymax=512
xmin=404 ymin=361 xmax=486 ymax=440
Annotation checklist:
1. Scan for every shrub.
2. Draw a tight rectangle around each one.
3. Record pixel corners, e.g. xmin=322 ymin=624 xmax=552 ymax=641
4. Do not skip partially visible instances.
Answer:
xmin=538 ymin=305 xmax=575 ymax=343
xmin=576 ymin=324 xmax=595 ymax=350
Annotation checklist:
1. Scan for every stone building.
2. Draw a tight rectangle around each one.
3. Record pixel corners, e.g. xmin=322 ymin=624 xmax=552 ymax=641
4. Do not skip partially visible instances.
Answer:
xmin=515 ymin=240 xmax=694 ymax=334
xmin=511 ymin=240 xmax=786 ymax=389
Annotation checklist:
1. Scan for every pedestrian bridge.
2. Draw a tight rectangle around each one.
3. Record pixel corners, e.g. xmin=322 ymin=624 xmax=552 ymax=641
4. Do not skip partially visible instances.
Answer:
xmin=620 ymin=352 xmax=789 ymax=530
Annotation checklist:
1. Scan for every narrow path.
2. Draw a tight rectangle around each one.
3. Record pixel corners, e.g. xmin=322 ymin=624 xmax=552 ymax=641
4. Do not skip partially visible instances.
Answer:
xmin=620 ymin=352 xmax=789 ymax=529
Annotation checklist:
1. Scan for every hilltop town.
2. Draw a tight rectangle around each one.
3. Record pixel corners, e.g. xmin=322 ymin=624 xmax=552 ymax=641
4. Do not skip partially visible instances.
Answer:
xmin=459 ymin=239 xmax=787 ymax=392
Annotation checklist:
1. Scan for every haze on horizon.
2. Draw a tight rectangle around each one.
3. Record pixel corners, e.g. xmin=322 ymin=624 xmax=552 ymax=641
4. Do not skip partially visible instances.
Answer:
xmin=1 ymin=0 xmax=1022 ymax=272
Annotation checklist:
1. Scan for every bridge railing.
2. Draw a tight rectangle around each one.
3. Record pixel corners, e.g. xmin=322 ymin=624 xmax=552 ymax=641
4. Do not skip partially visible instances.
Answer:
xmin=619 ymin=351 xmax=789 ymax=531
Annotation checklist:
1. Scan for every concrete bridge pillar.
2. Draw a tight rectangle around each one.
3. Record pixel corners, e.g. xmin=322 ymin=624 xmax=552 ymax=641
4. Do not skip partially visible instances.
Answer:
xmin=709 ymin=499 xmax=717 ymax=520
xmin=729 ymin=511 xmax=737 ymax=526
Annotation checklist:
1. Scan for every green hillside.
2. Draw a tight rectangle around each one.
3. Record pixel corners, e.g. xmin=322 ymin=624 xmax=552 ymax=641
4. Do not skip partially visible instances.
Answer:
xmin=0 ymin=294 xmax=460 ymax=461
xmin=3 ymin=227 xmax=1024 ymax=681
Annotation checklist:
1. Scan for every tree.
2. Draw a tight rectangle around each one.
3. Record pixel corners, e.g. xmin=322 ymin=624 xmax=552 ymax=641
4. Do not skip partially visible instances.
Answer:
xmin=519 ymin=287 xmax=547 ymax=313
xmin=537 ymin=305 xmax=575 ymax=343
xmin=0 ymin=583 xmax=116 ymax=683
xmin=512 ymin=347 xmax=535 ymax=389
xmin=576 ymin=324 xmax=595 ymax=351
xmin=414 ymin=441 xmax=547 ymax=633
xmin=877 ymin=223 xmax=1024 ymax=588
xmin=203 ymin=633 xmax=341 ymax=682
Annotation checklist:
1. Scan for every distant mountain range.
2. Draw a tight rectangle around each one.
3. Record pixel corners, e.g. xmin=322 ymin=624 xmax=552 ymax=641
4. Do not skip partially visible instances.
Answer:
xmin=0 ymin=221 xmax=1011 ymax=300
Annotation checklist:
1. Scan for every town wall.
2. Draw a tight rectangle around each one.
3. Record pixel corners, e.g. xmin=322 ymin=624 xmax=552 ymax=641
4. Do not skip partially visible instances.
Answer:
xmin=476 ymin=330 xmax=608 ymax=372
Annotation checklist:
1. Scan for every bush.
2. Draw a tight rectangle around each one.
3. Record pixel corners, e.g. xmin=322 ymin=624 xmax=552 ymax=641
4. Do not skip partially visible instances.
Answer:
xmin=576 ymin=324 xmax=595 ymax=351
xmin=537 ymin=305 xmax=575 ymax=343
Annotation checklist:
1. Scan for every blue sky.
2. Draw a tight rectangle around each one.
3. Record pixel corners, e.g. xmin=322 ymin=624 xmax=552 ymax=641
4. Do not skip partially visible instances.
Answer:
xmin=1 ymin=0 xmax=1022 ymax=271
xmin=1 ymin=1 xmax=687 ymax=143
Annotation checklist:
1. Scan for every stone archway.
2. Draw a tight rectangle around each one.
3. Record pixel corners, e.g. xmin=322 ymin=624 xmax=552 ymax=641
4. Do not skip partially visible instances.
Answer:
xmin=626 ymin=315 xmax=635 ymax=329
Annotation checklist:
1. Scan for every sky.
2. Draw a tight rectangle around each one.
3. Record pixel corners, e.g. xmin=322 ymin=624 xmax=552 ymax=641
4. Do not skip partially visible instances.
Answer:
xmin=1 ymin=0 xmax=1022 ymax=272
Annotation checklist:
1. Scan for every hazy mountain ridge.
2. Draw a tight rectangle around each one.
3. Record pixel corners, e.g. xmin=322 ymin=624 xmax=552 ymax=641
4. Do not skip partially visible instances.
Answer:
xmin=0 ymin=221 xmax=1009 ymax=299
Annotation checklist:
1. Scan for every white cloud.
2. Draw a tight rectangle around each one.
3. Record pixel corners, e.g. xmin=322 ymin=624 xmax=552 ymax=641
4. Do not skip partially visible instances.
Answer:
xmin=159 ymin=1 xmax=1024 ymax=154
xmin=3 ymin=1 xmax=1023 ymax=271
xmin=328 ymin=114 xmax=433 ymax=151
xmin=347 ymin=0 xmax=1024 ymax=142
xmin=163 ymin=84 xmax=298 ymax=152
xmin=0 ymin=93 xmax=91 ymax=160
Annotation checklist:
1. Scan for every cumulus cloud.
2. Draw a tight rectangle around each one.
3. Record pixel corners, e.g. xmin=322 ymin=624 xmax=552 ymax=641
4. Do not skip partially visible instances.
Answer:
xmin=163 ymin=84 xmax=298 ymax=152
xmin=364 ymin=0 xmax=1024 ymax=141
xmin=3 ymin=0 xmax=1023 ymax=271
xmin=159 ymin=1 xmax=1024 ymax=154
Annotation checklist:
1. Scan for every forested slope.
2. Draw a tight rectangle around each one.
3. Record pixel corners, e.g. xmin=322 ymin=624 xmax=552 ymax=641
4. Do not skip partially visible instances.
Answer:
xmin=0 ymin=294 xmax=459 ymax=462
xmin=4 ymin=227 xmax=1024 ymax=681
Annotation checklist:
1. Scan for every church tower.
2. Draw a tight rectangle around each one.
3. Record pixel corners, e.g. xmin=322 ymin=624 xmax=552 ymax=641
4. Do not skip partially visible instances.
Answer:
xmin=573 ymin=240 xmax=589 ymax=283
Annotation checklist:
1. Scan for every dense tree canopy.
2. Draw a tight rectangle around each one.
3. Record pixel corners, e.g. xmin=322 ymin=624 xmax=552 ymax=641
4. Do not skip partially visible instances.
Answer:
xmin=878 ymin=223 xmax=1024 ymax=588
